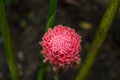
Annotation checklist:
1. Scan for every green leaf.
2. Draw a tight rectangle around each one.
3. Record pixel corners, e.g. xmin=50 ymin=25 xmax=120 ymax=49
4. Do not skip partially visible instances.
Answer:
xmin=46 ymin=11 xmax=56 ymax=31
xmin=76 ymin=0 xmax=120 ymax=80
xmin=37 ymin=0 xmax=58 ymax=80
xmin=0 ymin=0 xmax=20 ymax=80
xmin=45 ymin=0 xmax=57 ymax=31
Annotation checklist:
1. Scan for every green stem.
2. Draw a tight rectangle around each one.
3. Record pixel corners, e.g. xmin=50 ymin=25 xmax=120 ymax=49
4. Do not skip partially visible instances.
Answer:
xmin=37 ymin=62 xmax=47 ymax=80
xmin=45 ymin=0 xmax=57 ymax=31
xmin=54 ymin=75 xmax=59 ymax=80
xmin=76 ymin=0 xmax=120 ymax=80
xmin=0 ymin=0 xmax=20 ymax=80
xmin=37 ymin=0 xmax=57 ymax=80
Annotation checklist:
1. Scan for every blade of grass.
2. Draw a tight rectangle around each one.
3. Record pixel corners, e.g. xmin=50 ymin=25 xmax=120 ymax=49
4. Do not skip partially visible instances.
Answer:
xmin=76 ymin=0 xmax=120 ymax=80
xmin=45 ymin=11 xmax=56 ymax=31
xmin=0 ymin=0 xmax=20 ymax=80
xmin=45 ymin=0 xmax=57 ymax=31
xmin=37 ymin=0 xmax=57 ymax=80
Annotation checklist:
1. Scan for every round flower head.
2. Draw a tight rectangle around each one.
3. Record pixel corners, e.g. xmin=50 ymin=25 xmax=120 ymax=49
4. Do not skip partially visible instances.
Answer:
xmin=39 ymin=25 xmax=81 ymax=68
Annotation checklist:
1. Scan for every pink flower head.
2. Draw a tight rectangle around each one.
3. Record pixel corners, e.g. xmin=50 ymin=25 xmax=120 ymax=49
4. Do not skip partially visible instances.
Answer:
xmin=39 ymin=25 xmax=81 ymax=68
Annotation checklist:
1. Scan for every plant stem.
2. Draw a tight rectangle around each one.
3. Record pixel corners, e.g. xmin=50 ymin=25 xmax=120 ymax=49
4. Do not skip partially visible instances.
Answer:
xmin=45 ymin=0 xmax=57 ymax=31
xmin=76 ymin=0 xmax=120 ymax=80
xmin=54 ymin=75 xmax=59 ymax=80
xmin=37 ymin=0 xmax=57 ymax=80
xmin=0 ymin=0 xmax=20 ymax=80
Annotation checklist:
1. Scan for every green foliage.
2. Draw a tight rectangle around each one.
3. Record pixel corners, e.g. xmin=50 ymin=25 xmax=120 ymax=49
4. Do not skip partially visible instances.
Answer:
xmin=46 ymin=11 xmax=56 ymax=31
xmin=76 ymin=0 xmax=120 ymax=80
xmin=37 ymin=0 xmax=58 ymax=80
xmin=0 ymin=0 xmax=20 ymax=80
xmin=45 ymin=0 xmax=57 ymax=31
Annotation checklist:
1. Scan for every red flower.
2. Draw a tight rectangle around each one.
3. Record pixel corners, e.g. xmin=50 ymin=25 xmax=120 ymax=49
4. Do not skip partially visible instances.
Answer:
xmin=39 ymin=25 xmax=81 ymax=68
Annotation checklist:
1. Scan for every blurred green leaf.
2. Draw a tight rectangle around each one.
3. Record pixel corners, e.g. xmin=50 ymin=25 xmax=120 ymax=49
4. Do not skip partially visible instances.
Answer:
xmin=0 ymin=0 xmax=20 ymax=80
xmin=45 ymin=0 xmax=57 ymax=31
xmin=76 ymin=0 xmax=120 ymax=80
xmin=46 ymin=11 xmax=56 ymax=31
xmin=37 ymin=0 xmax=58 ymax=80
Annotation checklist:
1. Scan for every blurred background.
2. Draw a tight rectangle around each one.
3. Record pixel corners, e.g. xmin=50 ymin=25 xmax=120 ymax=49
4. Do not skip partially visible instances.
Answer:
xmin=0 ymin=0 xmax=120 ymax=80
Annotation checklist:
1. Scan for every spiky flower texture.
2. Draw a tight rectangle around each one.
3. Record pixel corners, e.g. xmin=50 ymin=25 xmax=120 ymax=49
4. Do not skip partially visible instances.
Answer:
xmin=39 ymin=25 xmax=81 ymax=68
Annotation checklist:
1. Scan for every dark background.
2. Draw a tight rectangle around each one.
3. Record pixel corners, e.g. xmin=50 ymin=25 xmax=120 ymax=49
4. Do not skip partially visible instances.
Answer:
xmin=0 ymin=0 xmax=120 ymax=80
